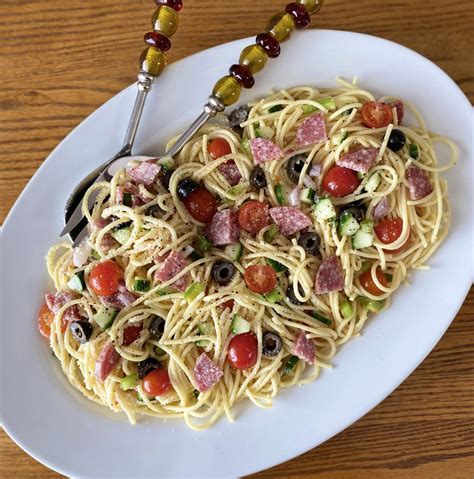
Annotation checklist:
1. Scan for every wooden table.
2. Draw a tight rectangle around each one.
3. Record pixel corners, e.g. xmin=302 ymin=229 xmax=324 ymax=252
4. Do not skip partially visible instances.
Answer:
xmin=1 ymin=0 xmax=473 ymax=477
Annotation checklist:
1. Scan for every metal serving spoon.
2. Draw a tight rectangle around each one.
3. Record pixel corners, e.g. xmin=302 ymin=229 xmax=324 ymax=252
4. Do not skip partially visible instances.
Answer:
xmin=62 ymin=0 xmax=324 ymax=245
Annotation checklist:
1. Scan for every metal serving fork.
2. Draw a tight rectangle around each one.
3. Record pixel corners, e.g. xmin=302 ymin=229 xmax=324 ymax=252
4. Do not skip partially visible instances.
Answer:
xmin=62 ymin=0 xmax=325 ymax=245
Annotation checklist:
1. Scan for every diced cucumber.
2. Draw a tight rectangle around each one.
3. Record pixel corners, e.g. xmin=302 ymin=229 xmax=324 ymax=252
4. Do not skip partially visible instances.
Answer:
xmin=352 ymin=219 xmax=374 ymax=249
xmin=268 ymin=104 xmax=283 ymax=113
xmin=158 ymin=155 xmax=174 ymax=171
xmin=331 ymin=130 xmax=348 ymax=146
xmin=228 ymin=184 xmax=247 ymax=197
xmin=263 ymin=288 xmax=283 ymax=303
xmin=231 ymin=315 xmax=250 ymax=334
xmin=122 ymin=192 xmax=133 ymax=207
xmin=301 ymin=104 xmax=318 ymax=114
xmin=338 ymin=211 xmax=360 ymax=236
xmin=255 ymin=125 xmax=274 ymax=139
xmin=224 ymin=243 xmax=243 ymax=261
xmin=156 ymin=286 xmax=174 ymax=296
xmin=364 ymin=172 xmax=381 ymax=193
xmin=197 ymin=321 xmax=212 ymax=347
xmin=184 ymin=282 xmax=204 ymax=303
xmin=133 ymin=277 xmax=151 ymax=293
xmin=340 ymin=300 xmax=353 ymax=318
xmin=110 ymin=226 xmax=131 ymax=245
xmin=189 ymin=250 xmax=203 ymax=262
xmin=274 ymin=184 xmax=286 ymax=205
xmin=409 ymin=143 xmax=420 ymax=160
xmin=194 ymin=234 xmax=213 ymax=256
xmin=283 ymin=355 xmax=299 ymax=374
xmin=67 ymin=271 xmax=85 ymax=292
xmin=263 ymin=225 xmax=278 ymax=243
xmin=357 ymin=296 xmax=385 ymax=313
xmin=319 ymin=97 xmax=336 ymax=111
xmin=313 ymin=197 xmax=336 ymax=221
xmin=120 ymin=373 xmax=138 ymax=390
xmin=241 ymin=138 xmax=252 ymax=157
xmin=311 ymin=312 xmax=332 ymax=325
xmin=93 ymin=305 xmax=117 ymax=330
xmin=266 ymin=258 xmax=287 ymax=272
xmin=300 ymin=187 xmax=315 ymax=204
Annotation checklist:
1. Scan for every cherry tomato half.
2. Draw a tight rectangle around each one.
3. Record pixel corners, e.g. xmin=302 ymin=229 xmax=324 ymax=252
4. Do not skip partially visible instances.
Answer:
xmin=322 ymin=166 xmax=361 ymax=197
xmin=208 ymin=137 xmax=231 ymax=159
xmin=89 ymin=260 xmax=123 ymax=296
xmin=374 ymin=218 xmax=410 ymax=254
xmin=238 ymin=200 xmax=270 ymax=235
xmin=227 ymin=332 xmax=258 ymax=370
xmin=122 ymin=324 xmax=143 ymax=346
xmin=359 ymin=268 xmax=388 ymax=296
xmin=38 ymin=302 xmax=67 ymax=338
xmin=244 ymin=264 xmax=277 ymax=294
xmin=361 ymin=101 xmax=393 ymax=128
xmin=183 ymin=188 xmax=217 ymax=223
xmin=142 ymin=368 xmax=172 ymax=397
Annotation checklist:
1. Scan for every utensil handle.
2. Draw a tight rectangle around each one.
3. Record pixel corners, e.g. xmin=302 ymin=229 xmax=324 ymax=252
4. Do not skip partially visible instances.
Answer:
xmin=210 ymin=0 xmax=323 ymax=108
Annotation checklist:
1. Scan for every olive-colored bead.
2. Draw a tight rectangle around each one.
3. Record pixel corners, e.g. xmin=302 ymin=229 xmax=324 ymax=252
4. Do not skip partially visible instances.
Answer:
xmin=239 ymin=44 xmax=268 ymax=74
xmin=139 ymin=46 xmax=167 ymax=77
xmin=152 ymin=5 xmax=179 ymax=37
xmin=212 ymin=75 xmax=242 ymax=106
xmin=296 ymin=0 xmax=324 ymax=15
xmin=266 ymin=12 xmax=295 ymax=43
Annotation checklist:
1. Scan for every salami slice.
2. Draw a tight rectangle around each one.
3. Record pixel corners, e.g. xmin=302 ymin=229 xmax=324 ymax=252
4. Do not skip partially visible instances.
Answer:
xmin=406 ymin=165 xmax=433 ymax=200
xmin=205 ymin=209 xmax=240 ymax=246
xmin=249 ymin=138 xmax=283 ymax=164
xmin=194 ymin=353 xmax=224 ymax=393
xmin=336 ymin=148 xmax=379 ymax=173
xmin=296 ymin=112 xmax=328 ymax=147
xmin=292 ymin=330 xmax=315 ymax=365
xmin=154 ymin=250 xmax=189 ymax=292
xmin=99 ymin=281 xmax=137 ymax=310
xmin=218 ymin=160 xmax=242 ymax=186
xmin=314 ymin=256 xmax=345 ymax=294
xmin=45 ymin=291 xmax=82 ymax=322
xmin=269 ymin=206 xmax=312 ymax=236
xmin=390 ymin=100 xmax=404 ymax=124
xmin=95 ymin=341 xmax=120 ymax=382
xmin=372 ymin=196 xmax=390 ymax=219
xmin=126 ymin=160 xmax=161 ymax=186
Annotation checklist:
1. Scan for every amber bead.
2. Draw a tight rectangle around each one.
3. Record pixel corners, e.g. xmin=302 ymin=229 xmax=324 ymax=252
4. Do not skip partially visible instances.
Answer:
xmin=256 ymin=32 xmax=281 ymax=58
xmin=229 ymin=64 xmax=254 ymax=89
xmin=155 ymin=0 xmax=183 ymax=11
xmin=212 ymin=75 xmax=242 ymax=106
xmin=296 ymin=0 xmax=323 ymax=15
xmin=285 ymin=3 xmax=311 ymax=28
xmin=266 ymin=12 xmax=295 ymax=43
xmin=152 ymin=5 xmax=179 ymax=37
xmin=144 ymin=32 xmax=171 ymax=51
xmin=239 ymin=44 xmax=268 ymax=74
xmin=139 ymin=46 xmax=167 ymax=77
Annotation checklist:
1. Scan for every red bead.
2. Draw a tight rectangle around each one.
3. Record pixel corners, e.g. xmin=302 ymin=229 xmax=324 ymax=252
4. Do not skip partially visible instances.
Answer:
xmin=144 ymin=32 xmax=171 ymax=51
xmin=229 ymin=64 xmax=254 ymax=89
xmin=285 ymin=3 xmax=311 ymax=28
xmin=255 ymin=32 xmax=281 ymax=58
xmin=155 ymin=0 xmax=183 ymax=11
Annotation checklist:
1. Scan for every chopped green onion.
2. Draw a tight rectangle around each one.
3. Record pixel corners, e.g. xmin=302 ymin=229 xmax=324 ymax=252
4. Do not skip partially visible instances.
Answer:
xmin=311 ymin=312 xmax=332 ymax=325
xmin=193 ymin=234 xmax=213 ymax=256
xmin=268 ymin=104 xmax=283 ymax=113
xmin=301 ymin=104 xmax=318 ymax=114
xmin=409 ymin=143 xmax=420 ymax=160
xmin=263 ymin=225 xmax=278 ymax=243
xmin=266 ymin=258 xmax=287 ymax=272
xmin=184 ymin=282 xmax=204 ymax=303
xmin=89 ymin=249 xmax=100 ymax=260
xmin=228 ymin=184 xmax=248 ymax=196
xmin=274 ymin=184 xmax=285 ymax=205
xmin=122 ymin=192 xmax=133 ymax=207
xmin=120 ymin=373 xmax=138 ymax=391
xmin=356 ymin=296 xmax=385 ymax=313
xmin=241 ymin=138 xmax=252 ymax=157
xmin=284 ymin=355 xmax=299 ymax=374
xmin=133 ymin=277 xmax=151 ymax=293
xmin=157 ymin=287 xmax=174 ymax=296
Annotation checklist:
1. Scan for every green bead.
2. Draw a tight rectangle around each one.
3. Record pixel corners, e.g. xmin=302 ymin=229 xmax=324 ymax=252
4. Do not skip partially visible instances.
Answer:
xmin=296 ymin=0 xmax=324 ymax=14
xmin=239 ymin=44 xmax=268 ymax=74
xmin=152 ymin=5 xmax=179 ymax=37
xmin=139 ymin=47 xmax=167 ymax=77
xmin=212 ymin=75 xmax=242 ymax=106
xmin=266 ymin=12 xmax=296 ymax=43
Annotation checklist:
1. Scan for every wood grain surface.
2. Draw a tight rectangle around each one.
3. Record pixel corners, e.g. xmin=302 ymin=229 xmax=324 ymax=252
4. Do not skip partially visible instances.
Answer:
xmin=0 ymin=0 xmax=473 ymax=478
